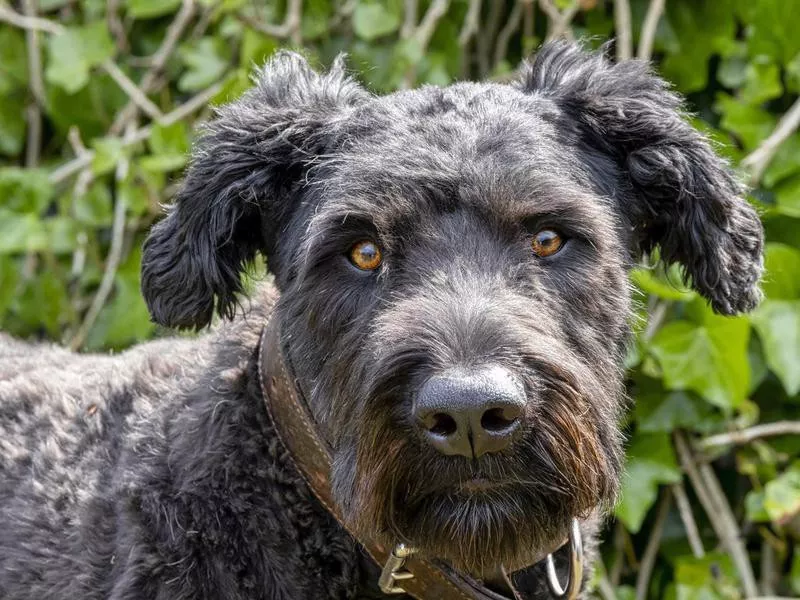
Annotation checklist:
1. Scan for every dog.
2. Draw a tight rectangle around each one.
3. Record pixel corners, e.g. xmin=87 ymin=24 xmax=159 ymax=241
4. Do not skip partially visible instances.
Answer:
xmin=0 ymin=42 xmax=763 ymax=599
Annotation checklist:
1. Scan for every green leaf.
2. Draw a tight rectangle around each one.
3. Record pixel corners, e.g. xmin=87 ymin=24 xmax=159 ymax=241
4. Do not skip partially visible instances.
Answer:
xmin=353 ymin=1 xmax=401 ymax=41
xmin=744 ymin=489 xmax=770 ymax=522
xmin=126 ymin=0 xmax=182 ymax=19
xmin=752 ymin=300 xmax=800 ymax=396
xmin=774 ymin=175 xmax=800 ymax=218
xmin=616 ymin=433 xmax=682 ymax=532
xmin=763 ymin=461 xmax=800 ymax=524
xmin=739 ymin=57 xmax=784 ymax=105
xmin=0 ymin=257 xmax=20 ymax=320
xmin=91 ymin=137 xmax=127 ymax=176
xmin=11 ymin=269 xmax=70 ymax=338
xmin=73 ymin=182 xmax=114 ymax=226
xmin=45 ymin=22 xmax=115 ymax=94
xmin=762 ymin=243 xmax=800 ymax=299
xmin=674 ymin=553 xmax=739 ymax=600
xmin=660 ymin=0 xmax=736 ymax=93
xmin=86 ymin=246 xmax=155 ymax=349
xmin=649 ymin=312 xmax=751 ymax=409
xmin=715 ymin=93 xmax=775 ymax=151
xmin=0 ymin=93 xmax=26 ymax=156
xmin=0 ymin=211 xmax=48 ymax=254
xmin=0 ymin=27 xmax=28 ymax=95
xmin=630 ymin=267 xmax=695 ymax=302
xmin=179 ymin=37 xmax=229 ymax=93
xmin=737 ymin=0 xmax=800 ymax=65
xmin=0 ymin=168 xmax=54 ymax=214
xmin=635 ymin=389 xmax=718 ymax=433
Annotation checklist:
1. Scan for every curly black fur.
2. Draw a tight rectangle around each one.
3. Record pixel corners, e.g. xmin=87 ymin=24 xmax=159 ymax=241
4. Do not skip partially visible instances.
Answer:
xmin=1 ymin=42 xmax=762 ymax=599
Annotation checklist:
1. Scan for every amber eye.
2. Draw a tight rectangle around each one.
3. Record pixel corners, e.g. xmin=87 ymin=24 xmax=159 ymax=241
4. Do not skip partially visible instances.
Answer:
xmin=349 ymin=240 xmax=383 ymax=271
xmin=531 ymin=230 xmax=564 ymax=257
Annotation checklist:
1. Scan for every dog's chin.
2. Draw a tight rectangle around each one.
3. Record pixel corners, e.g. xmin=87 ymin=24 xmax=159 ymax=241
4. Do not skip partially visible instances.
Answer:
xmin=389 ymin=487 xmax=573 ymax=577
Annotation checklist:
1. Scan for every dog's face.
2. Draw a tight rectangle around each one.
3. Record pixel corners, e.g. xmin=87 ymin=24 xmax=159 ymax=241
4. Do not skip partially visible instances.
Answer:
xmin=141 ymin=44 xmax=763 ymax=575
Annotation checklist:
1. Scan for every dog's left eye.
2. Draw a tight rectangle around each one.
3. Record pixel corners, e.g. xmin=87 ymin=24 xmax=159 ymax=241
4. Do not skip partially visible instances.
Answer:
xmin=531 ymin=230 xmax=564 ymax=258
xmin=349 ymin=240 xmax=383 ymax=271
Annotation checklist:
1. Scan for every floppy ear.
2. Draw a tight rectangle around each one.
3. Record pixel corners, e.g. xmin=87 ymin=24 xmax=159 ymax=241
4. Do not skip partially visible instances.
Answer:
xmin=141 ymin=53 xmax=368 ymax=330
xmin=519 ymin=42 xmax=764 ymax=315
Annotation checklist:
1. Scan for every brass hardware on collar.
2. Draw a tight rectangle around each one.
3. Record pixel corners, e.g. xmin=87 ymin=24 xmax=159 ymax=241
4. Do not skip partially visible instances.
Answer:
xmin=378 ymin=543 xmax=417 ymax=594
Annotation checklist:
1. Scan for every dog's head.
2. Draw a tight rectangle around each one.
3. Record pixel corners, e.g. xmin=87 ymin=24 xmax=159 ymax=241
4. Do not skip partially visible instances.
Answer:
xmin=141 ymin=43 xmax=763 ymax=575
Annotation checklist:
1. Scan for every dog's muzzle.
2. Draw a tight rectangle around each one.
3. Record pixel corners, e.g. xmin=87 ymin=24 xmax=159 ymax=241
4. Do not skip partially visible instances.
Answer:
xmin=258 ymin=316 xmax=584 ymax=600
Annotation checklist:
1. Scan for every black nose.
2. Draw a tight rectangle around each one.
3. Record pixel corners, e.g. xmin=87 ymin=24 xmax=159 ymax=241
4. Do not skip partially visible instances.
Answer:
xmin=413 ymin=366 xmax=526 ymax=458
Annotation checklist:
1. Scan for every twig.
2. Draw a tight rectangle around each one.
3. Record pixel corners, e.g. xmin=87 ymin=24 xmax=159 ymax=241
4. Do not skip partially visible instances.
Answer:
xmin=643 ymin=298 xmax=669 ymax=342
xmin=49 ymin=82 xmax=222 ymax=185
xmin=21 ymin=0 xmax=44 ymax=168
xmin=760 ymin=540 xmax=776 ymax=596
xmin=101 ymin=60 xmax=163 ymax=121
xmin=671 ymin=482 xmax=705 ymax=558
xmin=458 ymin=0 xmax=482 ymax=48
xmin=635 ymin=490 xmax=671 ymax=600
xmin=609 ymin=521 xmax=625 ymax=586
xmin=674 ymin=431 xmax=758 ymax=598
xmin=110 ymin=0 xmax=196 ymax=135
xmin=742 ymin=96 xmax=800 ymax=185
xmin=0 ymin=2 xmax=63 ymax=34
xmin=539 ymin=0 xmax=579 ymax=41
xmin=477 ymin=0 xmax=504 ymax=77
xmin=67 ymin=124 xmax=136 ymax=351
xmin=107 ymin=0 xmax=129 ymax=52
xmin=614 ymin=0 xmax=632 ymax=61
xmin=494 ymin=0 xmax=524 ymax=67
xmin=637 ymin=0 xmax=665 ymax=61
xmin=700 ymin=421 xmax=800 ymax=450
xmin=401 ymin=0 xmax=418 ymax=39
xmin=235 ymin=0 xmax=302 ymax=42
xmin=414 ymin=0 xmax=450 ymax=51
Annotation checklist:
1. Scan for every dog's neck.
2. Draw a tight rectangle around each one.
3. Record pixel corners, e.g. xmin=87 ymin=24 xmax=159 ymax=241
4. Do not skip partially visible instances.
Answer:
xmin=257 ymin=315 xmax=582 ymax=600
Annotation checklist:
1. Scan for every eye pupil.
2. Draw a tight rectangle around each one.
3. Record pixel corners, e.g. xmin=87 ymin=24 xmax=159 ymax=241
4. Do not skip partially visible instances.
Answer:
xmin=350 ymin=240 xmax=383 ymax=270
xmin=532 ymin=230 xmax=563 ymax=257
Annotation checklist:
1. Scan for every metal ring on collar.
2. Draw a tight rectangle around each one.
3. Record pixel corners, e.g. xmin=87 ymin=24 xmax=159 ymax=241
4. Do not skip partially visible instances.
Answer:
xmin=545 ymin=519 xmax=583 ymax=600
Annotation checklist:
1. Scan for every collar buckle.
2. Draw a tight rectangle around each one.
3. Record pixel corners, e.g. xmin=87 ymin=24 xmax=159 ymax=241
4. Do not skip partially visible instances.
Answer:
xmin=378 ymin=543 xmax=417 ymax=594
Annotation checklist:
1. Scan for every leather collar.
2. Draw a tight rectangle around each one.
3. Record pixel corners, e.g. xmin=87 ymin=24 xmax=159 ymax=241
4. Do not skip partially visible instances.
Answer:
xmin=257 ymin=317 xmax=581 ymax=600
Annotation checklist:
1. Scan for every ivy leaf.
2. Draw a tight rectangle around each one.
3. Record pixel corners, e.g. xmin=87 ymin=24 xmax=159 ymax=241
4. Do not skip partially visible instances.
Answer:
xmin=353 ymin=1 xmax=401 ymax=41
xmin=744 ymin=489 xmax=770 ymax=522
xmin=0 ymin=28 xmax=28 ymax=95
xmin=752 ymin=300 xmax=800 ymax=396
xmin=616 ymin=433 xmax=682 ymax=532
xmin=773 ymin=175 xmax=800 ymax=218
xmin=674 ymin=553 xmax=739 ymax=600
xmin=179 ymin=37 xmax=229 ymax=93
xmin=763 ymin=461 xmax=800 ymax=524
xmin=73 ymin=182 xmax=114 ymax=227
xmin=649 ymin=312 xmax=751 ymax=410
xmin=0 ymin=168 xmax=54 ymax=214
xmin=762 ymin=243 xmax=800 ymax=299
xmin=91 ymin=137 xmax=127 ymax=176
xmin=739 ymin=57 xmax=784 ymax=105
xmin=45 ymin=23 xmax=115 ymax=94
xmin=0 ymin=211 xmax=48 ymax=254
xmin=630 ymin=267 xmax=695 ymax=302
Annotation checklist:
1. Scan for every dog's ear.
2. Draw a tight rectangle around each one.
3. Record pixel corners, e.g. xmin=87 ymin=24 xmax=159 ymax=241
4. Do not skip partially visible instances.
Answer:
xmin=141 ymin=53 xmax=368 ymax=329
xmin=518 ymin=42 xmax=764 ymax=315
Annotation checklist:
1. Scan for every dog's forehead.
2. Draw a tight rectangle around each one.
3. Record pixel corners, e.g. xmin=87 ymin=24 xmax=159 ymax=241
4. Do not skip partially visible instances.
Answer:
xmin=307 ymin=82 xmax=617 ymax=233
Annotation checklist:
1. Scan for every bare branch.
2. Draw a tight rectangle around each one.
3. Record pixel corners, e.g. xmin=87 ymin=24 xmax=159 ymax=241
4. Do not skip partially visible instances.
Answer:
xmin=742 ymin=97 xmax=800 ymax=185
xmin=0 ymin=3 xmax=64 ymax=34
xmin=494 ymin=0 xmax=524 ymax=67
xmin=700 ymin=421 xmax=800 ymax=450
xmin=635 ymin=490 xmax=671 ymax=600
xmin=458 ymin=0 xmax=482 ymax=48
xmin=671 ymin=482 xmax=705 ymax=558
xmin=539 ymin=0 xmax=579 ymax=41
xmin=401 ymin=0 xmax=418 ymax=39
xmin=101 ymin=60 xmax=163 ymax=121
xmin=110 ymin=0 xmax=196 ymax=135
xmin=49 ymin=82 xmax=223 ymax=185
xmin=107 ymin=0 xmax=129 ymax=52
xmin=414 ymin=0 xmax=450 ymax=51
xmin=235 ymin=0 xmax=302 ymax=42
xmin=674 ymin=431 xmax=758 ymax=598
xmin=21 ymin=0 xmax=45 ymax=168
xmin=637 ymin=0 xmax=665 ymax=61
xmin=614 ymin=0 xmax=632 ymax=61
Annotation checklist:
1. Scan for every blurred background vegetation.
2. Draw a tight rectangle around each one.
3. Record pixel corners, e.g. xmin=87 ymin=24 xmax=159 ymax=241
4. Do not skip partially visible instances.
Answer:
xmin=0 ymin=0 xmax=799 ymax=598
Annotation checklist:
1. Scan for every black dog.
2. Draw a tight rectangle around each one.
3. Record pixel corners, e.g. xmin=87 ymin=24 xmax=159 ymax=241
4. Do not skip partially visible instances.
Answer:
xmin=0 ymin=42 xmax=762 ymax=599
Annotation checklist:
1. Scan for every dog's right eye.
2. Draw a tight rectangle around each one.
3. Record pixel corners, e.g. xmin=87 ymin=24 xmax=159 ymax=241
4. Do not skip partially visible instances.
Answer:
xmin=349 ymin=240 xmax=383 ymax=271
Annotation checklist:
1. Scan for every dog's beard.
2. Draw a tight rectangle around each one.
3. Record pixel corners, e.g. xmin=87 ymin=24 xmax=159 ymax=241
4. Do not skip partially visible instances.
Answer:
xmin=333 ymin=377 xmax=620 ymax=577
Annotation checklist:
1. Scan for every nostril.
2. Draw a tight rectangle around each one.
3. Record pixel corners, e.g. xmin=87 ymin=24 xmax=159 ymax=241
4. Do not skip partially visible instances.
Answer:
xmin=428 ymin=413 xmax=458 ymax=436
xmin=480 ymin=406 xmax=521 ymax=432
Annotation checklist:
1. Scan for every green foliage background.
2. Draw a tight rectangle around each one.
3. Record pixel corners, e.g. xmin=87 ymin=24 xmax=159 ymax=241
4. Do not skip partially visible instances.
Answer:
xmin=1 ymin=0 xmax=799 ymax=597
